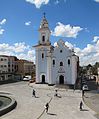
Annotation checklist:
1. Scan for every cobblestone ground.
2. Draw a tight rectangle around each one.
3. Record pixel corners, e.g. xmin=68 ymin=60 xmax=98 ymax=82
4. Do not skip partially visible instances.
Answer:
xmin=0 ymin=82 xmax=97 ymax=119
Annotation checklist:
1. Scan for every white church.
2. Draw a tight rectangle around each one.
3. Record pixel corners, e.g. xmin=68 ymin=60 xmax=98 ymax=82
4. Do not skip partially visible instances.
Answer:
xmin=34 ymin=15 xmax=79 ymax=85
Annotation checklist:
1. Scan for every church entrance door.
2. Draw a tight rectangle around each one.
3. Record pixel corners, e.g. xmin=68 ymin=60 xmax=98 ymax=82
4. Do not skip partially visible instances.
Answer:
xmin=59 ymin=75 xmax=64 ymax=84
xmin=42 ymin=75 xmax=45 ymax=83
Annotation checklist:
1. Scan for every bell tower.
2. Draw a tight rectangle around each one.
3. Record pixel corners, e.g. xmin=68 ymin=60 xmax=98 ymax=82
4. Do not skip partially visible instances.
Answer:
xmin=38 ymin=13 xmax=51 ymax=45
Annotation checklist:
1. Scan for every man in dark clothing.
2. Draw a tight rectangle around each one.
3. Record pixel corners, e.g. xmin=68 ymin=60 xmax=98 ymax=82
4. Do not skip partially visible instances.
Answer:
xmin=32 ymin=89 xmax=36 ymax=97
xmin=45 ymin=103 xmax=49 ymax=113
xmin=80 ymin=101 xmax=83 ymax=110
xmin=54 ymin=90 xmax=58 ymax=97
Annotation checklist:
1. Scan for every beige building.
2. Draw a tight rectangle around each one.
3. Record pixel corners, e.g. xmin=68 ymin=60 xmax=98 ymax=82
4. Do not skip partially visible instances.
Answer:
xmin=17 ymin=59 xmax=35 ymax=77
xmin=8 ymin=56 xmax=18 ymax=73
xmin=0 ymin=55 xmax=19 ymax=81
xmin=0 ymin=55 xmax=35 ymax=81
xmin=0 ymin=55 xmax=8 ymax=80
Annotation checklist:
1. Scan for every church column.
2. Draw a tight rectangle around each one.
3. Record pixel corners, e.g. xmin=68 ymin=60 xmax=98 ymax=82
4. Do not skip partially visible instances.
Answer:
xmin=35 ymin=49 xmax=39 ymax=83
xmin=47 ymin=53 xmax=52 ymax=84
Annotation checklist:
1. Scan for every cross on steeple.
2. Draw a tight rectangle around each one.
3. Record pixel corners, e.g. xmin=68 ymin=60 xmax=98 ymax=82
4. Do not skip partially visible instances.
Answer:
xmin=43 ymin=12 xmax=46 ymax=18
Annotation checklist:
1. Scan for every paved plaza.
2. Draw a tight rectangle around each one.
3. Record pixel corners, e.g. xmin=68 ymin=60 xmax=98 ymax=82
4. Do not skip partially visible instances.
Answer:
xmin=0 ymin=82 xmax=97 ymax=119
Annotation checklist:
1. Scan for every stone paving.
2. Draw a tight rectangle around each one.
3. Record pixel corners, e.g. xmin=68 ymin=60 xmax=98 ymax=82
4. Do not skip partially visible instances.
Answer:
xmin=83 ymin=91 xmax=99 ymax=119
xmin=0 ymin=82 xmax=97 ymax=119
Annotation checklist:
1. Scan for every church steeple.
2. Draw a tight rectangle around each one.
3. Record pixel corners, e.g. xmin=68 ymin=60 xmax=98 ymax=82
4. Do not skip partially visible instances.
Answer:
xmin=40 ymin=13 xmax=49 ymax=29
xmin=38 ymin=13 xmax=51 ymax=45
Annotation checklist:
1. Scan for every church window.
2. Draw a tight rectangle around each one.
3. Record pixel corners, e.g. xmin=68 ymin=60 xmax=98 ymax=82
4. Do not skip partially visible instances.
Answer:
xmin=68 ymin=59 xmax=70 ymax=65
xmin=42 ymin=53 xmax=44 ymax=59
xmin=60 ymin=50 xmax=62 ymax=53
xmin=42 ymin=36 xmax=45 ymax=42
xmin=60 ymin=62 xmax=63 ymax=66
xmin=53 ymin=60 xmax=55 ymax=66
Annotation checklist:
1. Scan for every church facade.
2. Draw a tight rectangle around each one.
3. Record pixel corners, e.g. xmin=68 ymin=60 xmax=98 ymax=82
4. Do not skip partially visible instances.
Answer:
xmin=34 ymin=15 xmax=79 ymax=85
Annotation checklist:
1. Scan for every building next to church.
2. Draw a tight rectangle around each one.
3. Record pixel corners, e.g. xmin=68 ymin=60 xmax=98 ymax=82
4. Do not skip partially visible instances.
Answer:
xmin=34 ymin=15 xmax=79 ymax=85
xmin=0 ymin=55 xmax=35 ymax=81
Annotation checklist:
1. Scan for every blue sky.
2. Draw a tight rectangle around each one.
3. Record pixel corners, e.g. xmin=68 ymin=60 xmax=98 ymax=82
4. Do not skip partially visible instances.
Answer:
xmin=0 ymin=0 xmax=99 ymax=65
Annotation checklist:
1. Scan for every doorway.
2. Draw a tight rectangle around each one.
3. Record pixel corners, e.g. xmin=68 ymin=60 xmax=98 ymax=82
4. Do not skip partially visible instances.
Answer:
xmin=42 ymin=75 xmax=45 ymax=83
xmin=59 ymin=75 xmax=64 ymax=84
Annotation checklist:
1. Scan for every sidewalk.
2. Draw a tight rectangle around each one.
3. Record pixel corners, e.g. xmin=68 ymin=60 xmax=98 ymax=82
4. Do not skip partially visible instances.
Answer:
xmin=83 ymin=91 xmax=99 ymax=119
xmin=0 ymin=82 xmax=97 ymax=119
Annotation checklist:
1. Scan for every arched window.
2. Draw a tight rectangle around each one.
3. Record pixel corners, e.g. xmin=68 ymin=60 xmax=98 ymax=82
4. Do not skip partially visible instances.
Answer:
xmin=42 ymin=36 xmax=45 ymax=42
xmin=42 ymin=53 xmax=44 ymax=59
xmin=68 ymin=59 xmax=70 ymax=65
xmin=53 ymin=59 xmax=55 ymax=66
xmin=60 ymin=62 xmax=63 ymax=66
xmin=60 ymin=50 xmax=62 ymax=53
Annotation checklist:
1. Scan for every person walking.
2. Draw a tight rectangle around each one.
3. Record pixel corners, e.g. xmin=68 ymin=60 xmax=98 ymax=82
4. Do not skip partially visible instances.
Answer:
xmin=44 ymin=103 xmax=49 ymax=113
xmin=54 ymin=89 xmax=58 ymax=97
xmin=32 ymin=89 xmax=36 ymax=97
xmin=80 ymin=101 xmax=83 ymax=111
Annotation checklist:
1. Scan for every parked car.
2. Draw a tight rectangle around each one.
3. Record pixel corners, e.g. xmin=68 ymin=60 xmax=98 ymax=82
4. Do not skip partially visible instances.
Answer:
xmin=82 ymin=80 xmax=86 ymax=84
xmin=82 ymin=85 xmax=89 ymax=91
xmin=23 ymin=75 xmax=31 ymax=81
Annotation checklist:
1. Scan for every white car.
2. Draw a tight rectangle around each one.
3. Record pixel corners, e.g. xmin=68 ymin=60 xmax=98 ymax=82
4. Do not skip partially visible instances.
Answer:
xmin=83 ymin=85 xmax=89 ymax=91
xmin=23 ymin=75 xmax=31 ymax=81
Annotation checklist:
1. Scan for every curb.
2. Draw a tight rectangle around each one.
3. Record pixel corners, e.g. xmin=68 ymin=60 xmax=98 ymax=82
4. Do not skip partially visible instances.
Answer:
xmin=0 ymin=95 xmax=17 ymax=116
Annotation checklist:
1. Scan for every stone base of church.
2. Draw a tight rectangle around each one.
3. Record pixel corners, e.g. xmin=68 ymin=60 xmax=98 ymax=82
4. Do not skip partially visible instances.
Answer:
xmin=35 ymin=82 xmax=48 ymax=84
xmin=48 ymin=84 xmax=55 ymax=86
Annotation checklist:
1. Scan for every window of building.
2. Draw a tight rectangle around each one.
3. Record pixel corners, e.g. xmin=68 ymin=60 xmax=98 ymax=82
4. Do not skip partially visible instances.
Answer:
xmin=42 ymin=53 xmax=44 ymax=59
xmin=53 ymin=60 xmax=55 ymax=66
xmin=42 ymin=36 xmax=45 ymax=42
xmin=60 ymin=62 xmax=63 ymax=66
xmin=60 ymin=50 xmax=62 ymax=53
xmin=1 ymin=58 xmax=3 ymax=61
xmin=1 ymin=65 xmax=3 ymax=68
xmin=68 ymin=59 xmax=70 ymax=65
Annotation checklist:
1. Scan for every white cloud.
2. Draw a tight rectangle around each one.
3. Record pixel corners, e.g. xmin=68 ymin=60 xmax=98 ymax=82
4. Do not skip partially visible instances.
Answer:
xmin=85 ymin=28 xmax=89 ymax=33
xmin=0 ymin=27 xmax=5 ymax=35
xmin=25 ymin=21 xmax=31 ymax=26
xmin=75 ymin=41 xmax=99 ymax=66
xmin=93 ymin=36 xmax=99 ymax=42
xmin=14 ymin=42 xmax=29 ymax=53
xmin=52 ymin=22 xmax=83 ymax=38
xmin=0 ymin=42 xmax=35 ymax=63
xmin=65 ymin=41 xmax=74 ymax=49
xmin=0 ymin=19 xmax=6 ymax=35
xmin=94 ymin=0 xmax=99 ymax=3
xmin=0 ymin=19 xmax=7 ymax=25
xmin=25 ymin=0 xmax=49 ymax=8
xmin=54 ymin=0 xmax=59 ymax=4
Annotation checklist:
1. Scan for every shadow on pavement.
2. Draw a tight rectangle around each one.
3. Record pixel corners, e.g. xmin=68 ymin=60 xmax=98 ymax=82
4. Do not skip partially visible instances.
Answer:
xmin=47 ymin=113 xmax=57 ymax=116
xmin=80 ymin=109 xmax=89 ymax=111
